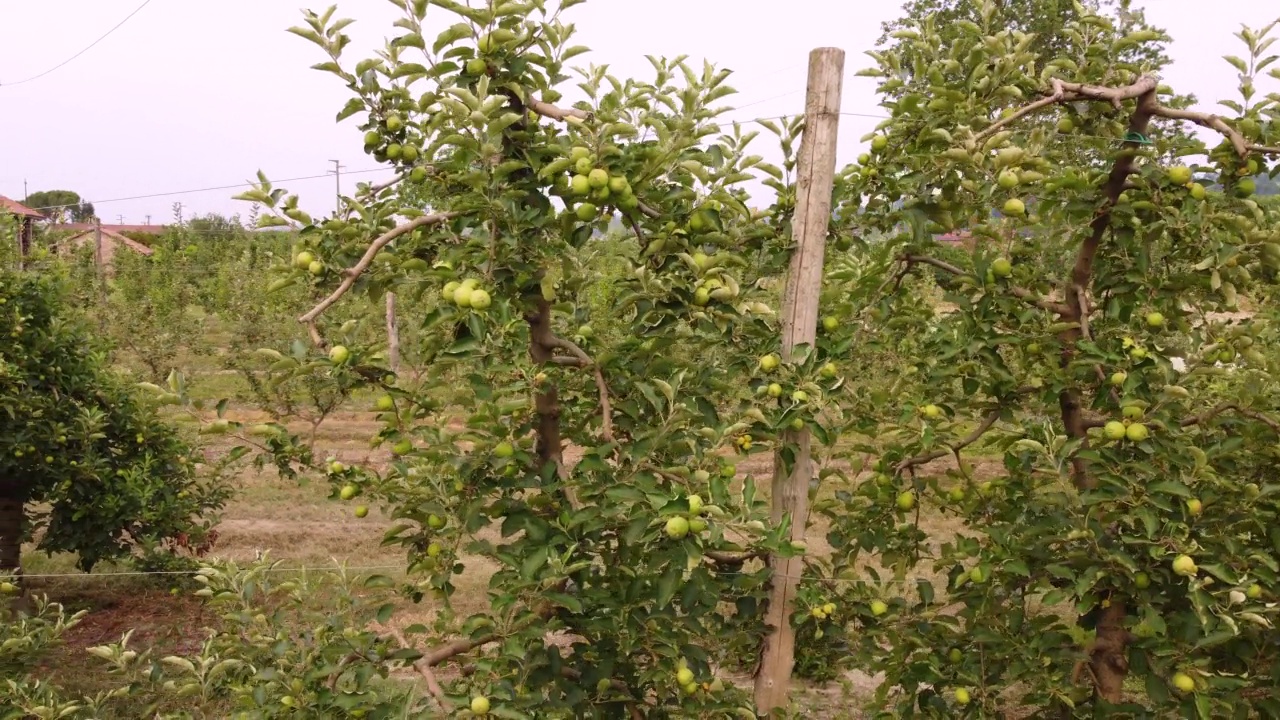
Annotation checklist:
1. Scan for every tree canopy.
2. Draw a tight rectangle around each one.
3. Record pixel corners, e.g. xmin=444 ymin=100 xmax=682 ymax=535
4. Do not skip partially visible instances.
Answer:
xmin=23 ymin=190 xmax=95 ymax=223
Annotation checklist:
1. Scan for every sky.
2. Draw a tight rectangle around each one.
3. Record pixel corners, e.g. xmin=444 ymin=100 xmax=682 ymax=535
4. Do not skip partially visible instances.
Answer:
xmin=0 ymin=1 xmax=1270 ymax=226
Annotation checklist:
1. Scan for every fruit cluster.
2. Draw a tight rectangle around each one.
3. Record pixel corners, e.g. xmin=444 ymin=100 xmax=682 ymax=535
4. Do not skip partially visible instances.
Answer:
xmin=441 ymin=277 xmax=493 ymax=310
xmin=549 ymin=146 xmax=640 ymax=220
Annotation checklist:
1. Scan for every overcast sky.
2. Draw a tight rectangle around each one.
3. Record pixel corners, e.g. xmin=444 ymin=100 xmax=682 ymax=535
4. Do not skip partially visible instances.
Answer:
xmin=0 ymin=1 xmax=1270 ymax=225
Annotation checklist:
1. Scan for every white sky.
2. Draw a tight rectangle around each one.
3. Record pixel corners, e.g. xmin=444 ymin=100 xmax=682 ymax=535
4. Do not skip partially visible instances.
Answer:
xmin=0 ymin=1 xmax=1269 ymax=225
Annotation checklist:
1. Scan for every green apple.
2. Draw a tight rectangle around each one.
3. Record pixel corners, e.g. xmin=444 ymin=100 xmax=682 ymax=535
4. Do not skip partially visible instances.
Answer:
xmin=1145 ymin=311 xmax=1165 ymax=328
xmin=354 ymin=505 xmax=369 ymax=518
xmin=721 ymin=464 xmax=736 ymax=478
xmin=1236 ymin=178 xmax=1256 ymax=197
xmin=1110 ymin=371 xmax=1127 ymax=386
xmin=676 ymin=667 xmax=695 ymax=685
xmin=465 ymin=58 xmax=488 ymax=75
xmin=759 ymin=354 xmax=780 ymax=372
xmin=1134 ymin=571 xmax=1150 ymax=589
xmin=409 ymin=165 xmax=429 ymax=183
xmin=607 ymin=175 xmax=629 ymax=194
xmin=1002 ymin=198 xmax=1026 ymax=217
xmin=991 ymin=257 xmax=1012 ymax=277
xmin=692 ymin=469 xmax=710 ymax=483
xmin=376 ymin=395 xmax=395 ymax=411
xmin=1185 ymin=498 xmax=1202 ymax=516
xmin=822 ymin=315 xmax=839 ymax=332
xmin=1130 ymin=346 xmax=1148 ymax=360
xmin=896 ymin=491 xmax=916 ymax=511
xmin=687 ymin=494 xmax=704 ymax=515
xmin=386 ymin=143 xmax=402 ymax=160
xmin=363 ymin=131 xmax=382 ymax=147
xmin=947 ymin=486 xmax=965 ymax=503
xmin=955 ymin=688 xmax=971 ymax=705
xmin=453 ymin=286 xmax=474 ymax=307
xmin=469 ymin=289 xmax=492 ymax=310
xmin=997 ymin=171 xmax=1019 ymax=190
xmin=1125 ymin=422 xmax=1149 ymax=442
xmin=294 ymin=251 xmax=316 ymax=270
xmin=869 ymin=600 xmax=888 ymax=616
xmin=575 ymin=203 xmax=599 ymax=221
xmin=574 ymin=157 xmax=593 ymax=174
xmin=1247 ymin=583 xmax=1264 ymax=599
xmin=470 ymin=695 xmax=491 ymax=715
xmin=791 ymin=390 xmax=809 ymax=403
xmin=1167 ymin=165 xmax=1192 ymax=185
xmin=857 ymin=152 xmax=871 ymax=164
xmin=693 ymin=287 xmax=711 ymax=306
xmin=385 ymin=114 xmax=403 ymax=132
xmin=665 ymin=516 xmax=690 ymax=539
xmin=442 ymin=281 xmax=461 ymax=301
xmin=577 ymin=324 xmax=593 ymax=338
xmin=569 ymin=146 xmax=591 ymax=161
xmin=308 ymin=260 xmax=325 ymax=276
xmin=969 ymin=566 xmax=985 ymax=583
xmin=427 ymin=542 xmax=443 ymax=557
xmin=400 ymin=144 xmax=419 ymax=162
xmin=948 ymin=648 xmax=963 ymax=664
xmin=1103 ymin=421 xmax=1127 ymax=440
xmin=1189 ymin=182 xmax=1206 ymax=200
xmin=587 ymin=168 xmax=609 ymax=189
xmin=392 ymin=439 xmax=413 ymax=456
xmin=820 ymin=362 xmax=838 ymax=379
xmin=1172 ymin=554 xmax=1197 ymax=576
xmin=494 ymin=441 xmax=515 ymax=458
xmin=1172 ymin=672 xmax=1195 ymax=694
xmin=871 ymin=135 xmax=888 ymax=152
xmin=329 ymin=345 xmax=351 ymax=364
xmin=1121 ymin=405 xmax=1143 ymax=420
xmin=1057 ymin=117 xmax=1074 ymax=133
xmin=339 ymin=484 xmax=358 ymax=500
xmin=427 ymin=514 xmax=445 ymax=529
xmin=570 ymin=174 xmax=591 ymax=195
xmin=921 ymin=404 xmax=943 ymax=419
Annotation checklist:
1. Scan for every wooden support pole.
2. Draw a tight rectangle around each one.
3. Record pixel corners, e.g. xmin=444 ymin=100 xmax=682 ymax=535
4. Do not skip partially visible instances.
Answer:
xmin=753 ymin=46 xmax=845 ymax=716
xmin=386 ymin=291 xmax=401 ymax=374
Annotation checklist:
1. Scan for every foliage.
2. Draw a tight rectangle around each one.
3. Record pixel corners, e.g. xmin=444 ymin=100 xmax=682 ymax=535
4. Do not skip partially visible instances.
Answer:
xmin=817 ymin=3 xmax=1280 ymax=716
xmin=0 ymin=265 xmax=232 ymax=576
xmin=23 ymin=190 xmax=95 ymax=223
xmin=2 ymin=558 xmax=424 ymax=719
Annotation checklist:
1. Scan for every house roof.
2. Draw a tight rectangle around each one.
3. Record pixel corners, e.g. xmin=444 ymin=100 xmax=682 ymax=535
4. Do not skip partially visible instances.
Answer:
xmin=63 ymin=228 xmax=155 ymax=256
xmin=0 ymin=195 xmax=44 ymax=218
xmin=49 ymin=222 xmax=168 ymax=235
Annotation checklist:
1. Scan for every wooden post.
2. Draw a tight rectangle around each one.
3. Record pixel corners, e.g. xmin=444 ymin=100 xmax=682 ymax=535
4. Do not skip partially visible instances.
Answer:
xmin=386 ymin=291 xmax=401 ymax=374
xmin=754 ymin=46 xmax=845 ymax=716
xmin=94 ymin=218 xmax=104 ymax=277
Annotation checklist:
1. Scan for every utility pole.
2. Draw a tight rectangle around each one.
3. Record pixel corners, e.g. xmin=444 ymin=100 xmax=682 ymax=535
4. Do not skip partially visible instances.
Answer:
xmin=328 ymin=160 xmax=345 ymax=214
xmin=116 ymin=214 xmax=124 ymax=225
xmin=145 ymin=215 xmax=151 ymax=226
xmin=754 ymin=46 xmax=845 ymax=715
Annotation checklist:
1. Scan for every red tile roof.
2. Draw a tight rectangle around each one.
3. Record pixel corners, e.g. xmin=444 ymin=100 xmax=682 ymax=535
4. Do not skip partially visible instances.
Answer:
xmin=63 ymin=228 xmax=155 ymax=256
xmin=0 ymin=195 xmax=44 ymax=218
xmin=48 ymin=223 xmax=168 ymax=235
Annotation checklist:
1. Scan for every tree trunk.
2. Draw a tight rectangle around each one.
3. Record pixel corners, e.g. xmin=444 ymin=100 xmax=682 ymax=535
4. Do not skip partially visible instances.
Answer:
xmin=1057 ymin=86 xmax=1159 ymax=704
xmin=0 ymin=479 xmax=26 ymax=591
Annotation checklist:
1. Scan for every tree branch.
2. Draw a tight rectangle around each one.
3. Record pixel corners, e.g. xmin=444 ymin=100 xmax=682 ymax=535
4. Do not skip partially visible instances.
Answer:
xmin=299 ymin=212 xmax=458 ymax=346
xmin=1181 ymin=403 xmax=1280 ymax=433
xmin=541 ymin=333 xmax=614 ymax=444
xmin=897 ymin=407 xmax=1003 ymax=472
xmin=527 ymin=98 xmax=592 ymax=122
xmin=1151 ymin=106 xmax=1280 ymax=157
xmin=975 ymin=77 xmax=1158 ymax=142
xmin=389 ymin=628 xmax=451 ymax=711
xmin=902 ymin=254 xmax=1070 ymax=314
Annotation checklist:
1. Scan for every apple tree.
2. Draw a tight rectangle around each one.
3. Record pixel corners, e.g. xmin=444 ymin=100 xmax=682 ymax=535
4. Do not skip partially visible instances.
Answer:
xmin=224 ymin=0 xmax=870 ymax=715
xmin=815 ymin=2 xmax=1280 ymax=716
xmin=0 ymin=265 xmax=232 ymax=588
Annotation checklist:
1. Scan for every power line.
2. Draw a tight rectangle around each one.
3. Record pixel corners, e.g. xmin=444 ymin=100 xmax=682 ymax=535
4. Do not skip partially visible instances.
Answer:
xmin=0 ymin=0 xmax=156 ymax=88
xmin=23 ymin=167 xmax=394 ymax=212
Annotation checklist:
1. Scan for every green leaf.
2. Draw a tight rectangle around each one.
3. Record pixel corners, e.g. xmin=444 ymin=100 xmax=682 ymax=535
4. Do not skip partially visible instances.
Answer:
xmin=521 ymin=545 xmax=549 ymax=580
xmin=656 ymin=563 xmax=681 ymax=609
xmin=376 ymin=602 xmax=396 ymax=624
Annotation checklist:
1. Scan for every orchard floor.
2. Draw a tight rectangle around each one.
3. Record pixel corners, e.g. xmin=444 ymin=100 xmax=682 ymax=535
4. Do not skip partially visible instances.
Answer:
xmin=18 ymin=405 xmax=988 ymax=719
